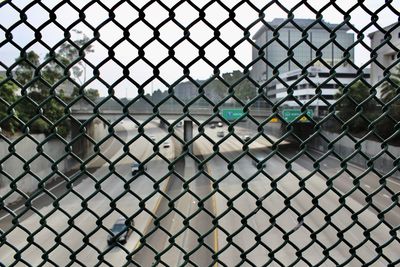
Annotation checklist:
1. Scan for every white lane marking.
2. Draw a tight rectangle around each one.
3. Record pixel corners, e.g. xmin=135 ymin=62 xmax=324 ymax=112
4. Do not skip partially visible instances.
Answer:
xmin=364 ymin=184 xmax=371 ymax=189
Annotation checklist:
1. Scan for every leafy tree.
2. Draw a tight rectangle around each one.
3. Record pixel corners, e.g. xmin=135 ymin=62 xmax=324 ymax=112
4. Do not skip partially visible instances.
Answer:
xmin=14 ymin=51 xmax=41 ymax=90
xmin=380 ymin=65 xmax=400 ymax=103
xmin=375 ymin=65 xmax=400 ymax=139
xmin=0 ymin=76 xmax=19 ymax=133
xmin=11 ymin=30 xmax=97 ymax=137
xmin=71 ymin=87 xmax=100 ymax=102
xmin=206 ymin=70 xmax=256 ymax=102
xmin=335 ymin=80 xmax=378 ymax=133
xmin=58 ymin=30 xmax=94 ymax=85
xmin=85 ymin=88 xmax=100 ymax=102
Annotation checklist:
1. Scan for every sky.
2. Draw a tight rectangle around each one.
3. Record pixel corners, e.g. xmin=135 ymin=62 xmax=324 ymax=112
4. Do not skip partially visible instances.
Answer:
xmin=0 ymin=0 xmax=399 ymax=98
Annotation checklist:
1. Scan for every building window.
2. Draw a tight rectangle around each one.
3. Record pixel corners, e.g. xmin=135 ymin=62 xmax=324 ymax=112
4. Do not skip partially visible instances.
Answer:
xmin=392 ymin=54 xmax=396 ymax=61
xmin=398 ymin=32 xmax=400 ymax=38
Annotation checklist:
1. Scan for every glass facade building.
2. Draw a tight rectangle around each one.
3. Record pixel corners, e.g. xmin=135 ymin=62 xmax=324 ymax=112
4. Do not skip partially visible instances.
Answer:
xmin=251 ymin=18 xmax=355 ymax=82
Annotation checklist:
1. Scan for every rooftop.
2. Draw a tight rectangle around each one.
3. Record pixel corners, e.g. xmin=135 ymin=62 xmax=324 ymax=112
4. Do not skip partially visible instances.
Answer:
xmin=253 ymin=18 xmax=351 ymax=39
xmin=367 ymin=21 xmax=399 ymax=38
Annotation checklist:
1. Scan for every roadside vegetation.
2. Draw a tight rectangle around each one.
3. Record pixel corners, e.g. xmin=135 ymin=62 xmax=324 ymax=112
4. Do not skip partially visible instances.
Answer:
xmin=335 ymin=65 xmax=400 ymax=143
xmin=0 ymin=32 xmax=99 ymax=137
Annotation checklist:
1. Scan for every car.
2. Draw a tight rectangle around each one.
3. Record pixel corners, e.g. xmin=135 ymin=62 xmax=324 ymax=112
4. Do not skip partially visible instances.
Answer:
xmin=217 ymin=131 xmax=224 ymax=137
xmin=210 ymin=123 xmax=216 ymax=129
xmin=150 ymin=135 xmax=156 ymax=141
xmin=107 ymin=218 xmax=134 ymax=245
xmin=163 ymin=141 xmax=170 ymax=148
xmin=217 ymin=122 xmax=223 ymax=127
xmin=132 ymin=163 xmax=147 ymax=175
xmin=252 ymin=156 xmax=266 ymax=169
xmin=176 ymin=121 xmax=183 ymax=127
xmin=243 ymin=135 xmax=251 ymax=142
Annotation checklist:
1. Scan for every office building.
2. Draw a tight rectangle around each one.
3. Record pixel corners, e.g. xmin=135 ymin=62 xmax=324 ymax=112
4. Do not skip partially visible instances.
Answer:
xmin=250 ymin=18 xmax=360 ymax=115
xmin=368 ymin=22 xmax=400 ymax=97
xmin=251 ymin=18 xmax=355 ymax=82
xmin=265 ymin=66 xmax=370 ymax=117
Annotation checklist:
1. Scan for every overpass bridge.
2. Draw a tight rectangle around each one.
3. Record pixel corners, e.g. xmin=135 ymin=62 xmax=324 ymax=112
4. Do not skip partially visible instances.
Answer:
xmin=69 ymin=106 xmax=315 ymax=157
xmin=70 ymin=107 xmax=274 ymax=123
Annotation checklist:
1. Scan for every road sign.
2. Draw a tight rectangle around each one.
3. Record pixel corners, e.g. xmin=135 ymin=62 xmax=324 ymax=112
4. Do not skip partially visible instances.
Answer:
xmin=282 ymin=109 xmax=313 ymax=122
xmin=221 ymin=109 xmax=244 ymax=121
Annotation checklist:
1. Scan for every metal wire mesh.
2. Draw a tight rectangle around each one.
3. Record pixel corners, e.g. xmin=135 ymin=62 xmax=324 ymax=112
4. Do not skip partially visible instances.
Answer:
xmin=0 ymin=0 xmax=400 ymax=266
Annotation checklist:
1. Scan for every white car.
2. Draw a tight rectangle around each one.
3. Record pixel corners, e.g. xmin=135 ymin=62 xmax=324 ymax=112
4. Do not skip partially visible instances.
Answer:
xmin=217 ymin=122 xmax=223 ymax=127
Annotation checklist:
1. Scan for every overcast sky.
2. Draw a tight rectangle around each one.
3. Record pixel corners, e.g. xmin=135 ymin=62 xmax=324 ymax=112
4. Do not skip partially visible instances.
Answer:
xmin=0 ymin=0 xmax=399 ymax=98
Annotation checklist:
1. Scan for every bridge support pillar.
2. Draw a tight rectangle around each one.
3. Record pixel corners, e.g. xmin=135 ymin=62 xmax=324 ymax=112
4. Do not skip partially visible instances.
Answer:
xmin=184 ymin=120 xmax=193 ymax=153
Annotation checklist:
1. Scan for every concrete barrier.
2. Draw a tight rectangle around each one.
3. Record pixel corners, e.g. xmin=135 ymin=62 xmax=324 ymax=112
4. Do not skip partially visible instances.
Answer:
xmin=0 ymin=118 xmax=109 ymax=205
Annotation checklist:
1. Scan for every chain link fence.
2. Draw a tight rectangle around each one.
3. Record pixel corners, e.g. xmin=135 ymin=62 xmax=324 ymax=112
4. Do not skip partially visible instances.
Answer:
xmin=0 ymin=0 xmax=400 ymax=266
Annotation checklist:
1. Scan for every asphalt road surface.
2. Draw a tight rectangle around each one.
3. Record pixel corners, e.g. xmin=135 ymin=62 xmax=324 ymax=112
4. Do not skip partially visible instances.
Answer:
xmin=195 ymin=124 xmax=400 ymax=266
xmin=0 ymin=121 xmax=176 ymax=266
xmin=1 ymin=121 xmax=399 ymax=266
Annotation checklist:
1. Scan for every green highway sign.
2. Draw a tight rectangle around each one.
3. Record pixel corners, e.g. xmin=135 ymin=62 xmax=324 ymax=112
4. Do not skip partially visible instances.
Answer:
xmin=221 ymin=109 xmax=245 ymax=121
xmin=282 ymin=109 xmax=313 ymax=122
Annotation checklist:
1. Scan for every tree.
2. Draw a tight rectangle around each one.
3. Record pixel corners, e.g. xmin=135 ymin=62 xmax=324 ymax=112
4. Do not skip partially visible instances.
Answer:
xmin=0 ymin=76 xmax=19 ymax=133
xmin=380 ymin=65 xmax=400 ymax=103
xmin=335 ymin=80 xmax=378 ymax=133
xmin=85 ymin=88 xmax=99 ymax=102
xmin=13 ymin=51 xmax=71 ymax=136
xmin=206 ymin=70 xmax=256 ymax=103
xmin=14 ymin=51 xmax=41 ymax=90
xmin=58 ymin=30 xmax=94 ymax=85
xmin=71 ymin=87 xmax=100 ymax=102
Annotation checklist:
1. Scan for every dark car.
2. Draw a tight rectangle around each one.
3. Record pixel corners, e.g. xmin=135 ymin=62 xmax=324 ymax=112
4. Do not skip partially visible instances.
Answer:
xmin=163 ymin=141 xmax=170 ymax=148
xmin=132 ymin=163 xmax=147 ymax=175
xmin=210 ymin=123 xmax=216 ymax=129
xmin=107 ymin=218 xmax=134 ymax=245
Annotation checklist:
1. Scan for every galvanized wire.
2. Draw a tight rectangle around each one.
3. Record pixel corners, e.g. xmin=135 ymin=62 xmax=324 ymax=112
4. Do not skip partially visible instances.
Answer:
xmin=0 ymin=0 xmax=400 ymax=266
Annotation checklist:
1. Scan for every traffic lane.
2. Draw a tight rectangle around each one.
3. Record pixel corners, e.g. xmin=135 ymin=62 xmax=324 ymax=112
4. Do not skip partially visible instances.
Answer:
xmin=278 ymin=145 xmax=400 ymax=226
xmin=132 ymin=159 xmax=216 ymax=266
xmin=0 ymin=124 xmax=129 ymax=231
xmin=192 ymin=124 xmax=283 ymax=159
xmin=202 ymin=141 xmax=397 ymax=266
xmin=95 ymin=120 xmax=176 ymax=167
xmin=0 ymin=151 xmax=171 ymax=266
xmin=0 ymin=123 xmax=140 ymax=231
xmin=0 ymin=125 xmax=129 ymax=221
xmin=57 ymin=122 xmax=176 ymax=266
xmin=173 ymin=158 xmax=215 ymax=267
xmin=0 ymin=122 xmax=175 ymax=266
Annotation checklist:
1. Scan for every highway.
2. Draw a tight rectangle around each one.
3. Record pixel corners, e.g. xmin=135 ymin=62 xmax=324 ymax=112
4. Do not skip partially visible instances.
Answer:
xmin=194 ymin=124 xmax=400 ymax=266
xmin=1 ymin=121 xmax=399 ymax=266
xmin=0 ymin=121 xmax=176 ymax=266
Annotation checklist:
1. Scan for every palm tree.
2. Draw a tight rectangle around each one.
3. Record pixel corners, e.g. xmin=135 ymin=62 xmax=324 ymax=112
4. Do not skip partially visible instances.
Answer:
xmin=380 ymin=65 xmax=400 ymax=103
